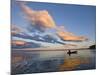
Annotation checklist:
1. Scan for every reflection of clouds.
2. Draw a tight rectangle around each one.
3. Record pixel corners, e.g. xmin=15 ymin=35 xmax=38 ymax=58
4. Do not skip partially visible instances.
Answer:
xmin=12 ymin=54 xmax=23 ymax=64
xmin=59 ymin=57 xmax=90 ymax=71
xmin=77 ymin=49 xmax=94 ymax=58
xmin=12 ymin=49 xmax=95 ymax=74
xmin=38 ymin=51 xmax=66 ymax=59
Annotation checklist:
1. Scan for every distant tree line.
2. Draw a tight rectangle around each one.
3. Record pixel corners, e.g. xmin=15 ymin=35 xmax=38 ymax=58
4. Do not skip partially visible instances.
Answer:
xmin=89 ymin=45 xmax=96 ymax=49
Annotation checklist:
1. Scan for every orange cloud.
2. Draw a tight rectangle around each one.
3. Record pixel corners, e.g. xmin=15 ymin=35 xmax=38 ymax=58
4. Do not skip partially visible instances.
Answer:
xmin=56 ymin=26 xmax=87 ymax=41
xmin=19 ymin=3 xmax=56 ymax=29
xmin=18 ymin=2 xmax=88 ymax=41
xmin=57 ymin=31 xmax=87 ymax=41
xmin=12 ymin=40 xmax=26 ymax=46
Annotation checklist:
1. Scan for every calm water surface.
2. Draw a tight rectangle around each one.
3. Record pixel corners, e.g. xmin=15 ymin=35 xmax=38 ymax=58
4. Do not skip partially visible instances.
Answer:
xmin=11 ymin=49 xmax=96 ymax=74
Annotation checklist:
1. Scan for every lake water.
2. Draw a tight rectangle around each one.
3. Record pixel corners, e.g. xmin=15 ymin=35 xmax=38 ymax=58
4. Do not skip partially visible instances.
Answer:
xmin=11 ymin=49 xmax=96 ymax=74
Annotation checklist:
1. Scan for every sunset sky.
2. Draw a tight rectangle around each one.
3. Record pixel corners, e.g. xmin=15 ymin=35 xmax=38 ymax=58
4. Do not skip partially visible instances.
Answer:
xmin=11 ymin=1 xmax=96 ymax=47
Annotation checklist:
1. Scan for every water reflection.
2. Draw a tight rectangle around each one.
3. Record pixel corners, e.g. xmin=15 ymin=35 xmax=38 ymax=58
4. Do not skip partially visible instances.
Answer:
xmin=11 ymin=49 xmax=96 ymax=74
xmin=59 ymin=57 xmax=90 ymax=71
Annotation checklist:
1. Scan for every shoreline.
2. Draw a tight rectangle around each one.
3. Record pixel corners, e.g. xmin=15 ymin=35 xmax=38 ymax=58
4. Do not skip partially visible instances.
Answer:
xmin=12 ymin=48 xmax=96 ymax=52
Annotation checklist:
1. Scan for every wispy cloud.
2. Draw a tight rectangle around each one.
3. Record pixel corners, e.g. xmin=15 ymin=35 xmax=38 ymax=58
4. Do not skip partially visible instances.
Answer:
xmin=18 ymin=2 xmax=88 ymax=42
xmin=19 ymin=3 xmax=56 ymax=32
xmin=56 ymin=26 xmax=88 ymax=41
xmin=11 ymin=24 xmax=22 ymax=35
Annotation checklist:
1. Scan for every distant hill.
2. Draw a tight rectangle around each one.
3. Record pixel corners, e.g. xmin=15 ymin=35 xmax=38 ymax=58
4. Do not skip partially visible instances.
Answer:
xmin=89 ymin=45 xmax=96 ymax=49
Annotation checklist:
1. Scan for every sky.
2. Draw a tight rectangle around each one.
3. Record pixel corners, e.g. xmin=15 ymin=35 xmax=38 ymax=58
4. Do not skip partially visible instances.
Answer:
xmin=11 ymin=1 xmax=96 ymax=46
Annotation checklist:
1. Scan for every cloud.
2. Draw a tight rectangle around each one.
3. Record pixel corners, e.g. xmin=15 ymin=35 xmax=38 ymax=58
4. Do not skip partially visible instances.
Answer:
xmin=19 ymin=3 xmax=56 ymax=31
xmin=56 ymin=26 xmax=88 ymax=41
xmin=11 ymin=25 xmax=22 ymax=35
xmin=12 ymin=40 xmax=41 ymax=48
xmin=12 ymin=40 xmax=26 ymax=46
xmin=18 ymin=2 xmax=88 ymax=41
